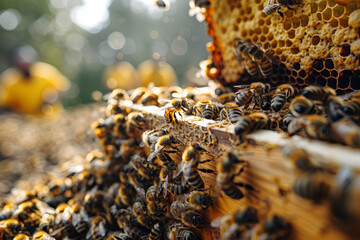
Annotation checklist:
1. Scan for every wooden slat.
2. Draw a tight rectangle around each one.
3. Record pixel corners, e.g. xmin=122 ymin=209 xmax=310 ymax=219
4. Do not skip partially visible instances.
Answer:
xmin=120 ymin=100 xmax=360 ymax=240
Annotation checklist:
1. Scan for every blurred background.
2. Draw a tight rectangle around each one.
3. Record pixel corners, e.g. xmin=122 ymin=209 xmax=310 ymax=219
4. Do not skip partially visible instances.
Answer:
xmin=0 ymin=0 xmax=211 ymax=107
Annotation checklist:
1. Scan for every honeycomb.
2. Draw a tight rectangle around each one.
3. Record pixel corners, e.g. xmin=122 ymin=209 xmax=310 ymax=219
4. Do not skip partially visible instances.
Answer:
xmin=202 ymin=0 xmax=360 ymax=94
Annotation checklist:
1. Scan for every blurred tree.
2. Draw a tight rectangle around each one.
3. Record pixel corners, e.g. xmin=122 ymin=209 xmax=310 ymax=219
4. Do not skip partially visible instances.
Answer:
xmin=0 ymin=0 xmax=211 ymax=106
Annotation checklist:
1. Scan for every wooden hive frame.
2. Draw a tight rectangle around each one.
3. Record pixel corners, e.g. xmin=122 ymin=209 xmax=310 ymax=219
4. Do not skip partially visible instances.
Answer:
xmin=119 ymin=88 xmax=360 ymax=240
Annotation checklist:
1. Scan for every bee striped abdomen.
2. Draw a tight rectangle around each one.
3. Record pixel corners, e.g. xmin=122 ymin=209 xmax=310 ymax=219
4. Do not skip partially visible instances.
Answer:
xmin=188 ymin=170 xmax=205 ymax=189
xmin=169 ymin=184 xmax=189 ymax=195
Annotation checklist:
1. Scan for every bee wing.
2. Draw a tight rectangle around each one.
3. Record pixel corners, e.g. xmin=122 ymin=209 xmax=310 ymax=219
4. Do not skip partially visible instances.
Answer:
xmin=156 ymin=179 xmax=163 ymax=197
xmin=158 ymin=99 xmax=171 ymax=106
xmin=223 ymin=223 xmax=241 ymax=239
xmin=98 ymin=221 xmax=106 ymax=237
xmin=136 ymin=187 xmax=146 ymax=202
xmin=72 ymin=213 xmax=81 ymax=226
xmin=86 ymin=227 xmax=93 ymax=240
xmin=44 ymin=234 xmax=56 ymax=240
xmin=210 ymin=213 xmax=232 ymax=228
xmin=147 ymin=145 xmax=166 ymax=163
xmin=234 ymin=85 xmax=250 ymax=89
xmin=50 ymin=226 xmax=67 ymax=237
xmin=173 ymin=160 xmax=187 ymax=179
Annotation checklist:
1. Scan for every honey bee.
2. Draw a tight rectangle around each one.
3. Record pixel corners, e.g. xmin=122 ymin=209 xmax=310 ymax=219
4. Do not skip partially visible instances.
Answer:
xmin=175 ymin=143 xmax=214 ymax=189
xmin=235 ymin=82 xmax=271 ymax=109
xmin=86 ymin=216 xmax=107 ymax=240
xmin=0 ymin=202 xmax=16 ymax=221
xmin=211 ymin=207 xmax=259 ymax=240
xmin=0 ymin=219 xmax=22 ymax=239
xmin=113 ymin=114 xmax=128 ymax=138
xmin=331 ymin=117 xmax=360 ymax=148
xmin=261 ymin=215 xmax=292 ymax=240
xmin=330 ymin=167 xmax=360 ymax=227
xmin=105 ymin=104 xmax=126 ymax=118
xmin=130 ymin=87 xmax=148 ymax=104
xmin=235 ymin=112 xmax=269 ymax=138
xmin=301 ymin=86 xmax=336 ymax=102
xmin=287 ymin=115 xmax=332 ymax=141
xmin=167 ymin=223 xmax=198 ymax=240
xmin=38 ymin=213 xmax=56 ymax=233
xmin=281 ymin=145 xmax=317 ymax=173
xmin=115 ymin=183 xmax=135 ymax=207
xmin=155 ymin=0 xmax=170 ymax=10
xmin=142 ymin=129 xmax=168 ymax=151
xmin=162 ymin=98 xmax=193 ymax=124
xmin=132 ymin=202 xmax=151 ymax=227
xmin=187 ymin=190 xmax=214 ymax=210
xmin=147 ymin=134 xmax=178 ymax=163
xmin=194 ymin=0 xmax=211 ymax=7
xmin=233 ymin=38 xmax=259 ymax=77
xmin=282 ymin=112 xmax=294 ymax=129
xmin=247 ymin=45 xmax=273 ymax=79
xmin=292 ymin=172 xmax=331 ymax=202
xmin=263 ymin=0 xmax=303 ymax=18
xmin=260 ymin=93 xmax=272 ymax=110
xmin=181 ymin=210 xmax=203 ymax=228
xmin=289 ymin=95 xmax=315 ymax=117
xmin=13 ymin=233 xmax=31 ymax=240
xmin=217 ymin=151 xmax=252 ymax=199
xmin=32 ymin=231 xmax=56 ymax=240
xmin=144 ymin=186 xmax=168 ymax=218
xmin=194 ymin=99 xmax=218 ymax=119
xmin=69 ymin=204 xmax=89 ymax=235
xmin=141 ymin=92 xmax=159 ymax=106
xmin=107 ymin=88 xmax=129 ymax=103
xmin=220 ymin=102 xmax=243 ymax=123
xmin=271 ymin=84 xmax=298 ymax=112
xmin=342 ymin=94 xmax=360 ymax=121
xmin=325 ymin=96 xmax=345 ymax=122
xmin=126 ymin=112 xmax=145 ymax=133
xmin=106 ymin=232 xmax=132 ymax=240
xmin=149 ymin=222 xmax=163 ymax=240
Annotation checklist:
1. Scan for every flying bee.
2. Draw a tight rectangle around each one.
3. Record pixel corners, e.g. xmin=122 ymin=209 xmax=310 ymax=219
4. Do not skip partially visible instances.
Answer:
xmin=187 ymin=190 xmax=214 ymax=210
xmin=301 ymin=85 xmax=336 ymax=102
xmin=175 ymin=143 xmax=214 ymax=189
xmin=149 ymin=222 xmax=163 ymax=240
xmin=289 ymin=95 xmax=315 ymax=117
xmin=220 ymin=102 xmax=243 ymax=123
xmin=292 ymin=172 xmax=331 ymax=202
xmin=235 ymin=82 xmax=271 ymax=109
xmin=287 ymin=115 xmax=332 ymax=141
xmin=272 ymin=84 xmax=298 ymax=112
xmin=0 ymin=219 xmax=22 ymax=239
xmin=235 ymin=112 xmax=269 ymax=138
xmin=217 ymin=151 xmax=252 ymax=199
xmin=211 ymin=207 xmax=259 ymax=240
xmin=86 ymin=216 xmax=107 ymax=240
xmin=247 ymin=45 xmax=273 ymax=78
xmin=194 ymin=99 xmax=218 ymax=119
xmin=167 ymin=223 xmax=199 ymax=240
xmin=263 ymin=0 xmax=303 ymax=18
xmin=147 ymin=134 xmax=178 ymax=163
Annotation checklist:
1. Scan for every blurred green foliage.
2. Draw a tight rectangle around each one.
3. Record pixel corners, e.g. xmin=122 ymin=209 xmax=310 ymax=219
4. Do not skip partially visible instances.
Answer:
xmin=0 ymin=0 xmax=210 ymax=106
